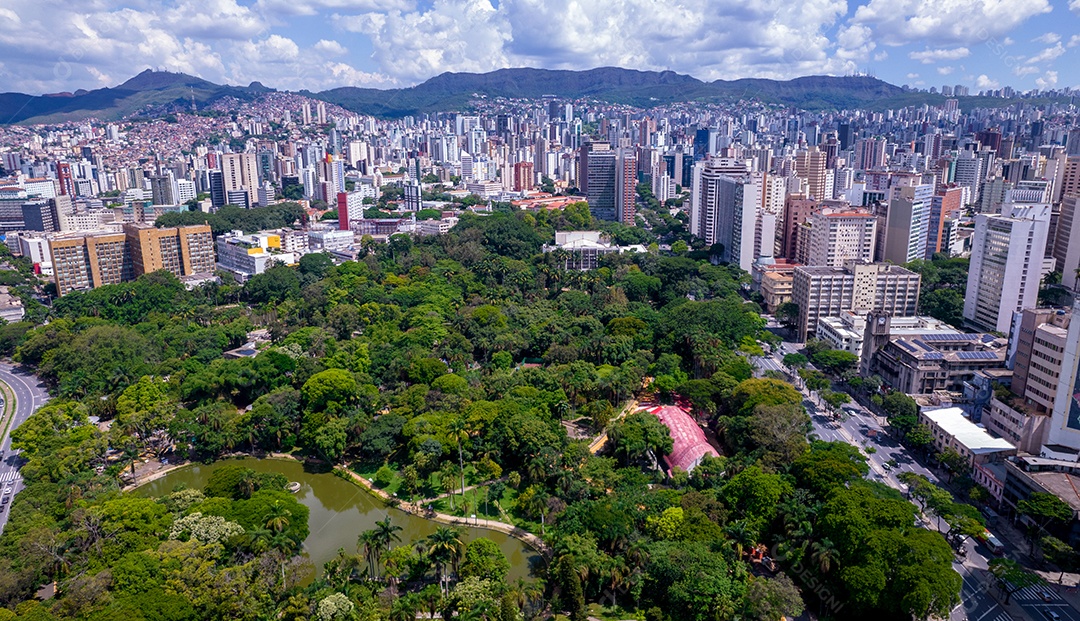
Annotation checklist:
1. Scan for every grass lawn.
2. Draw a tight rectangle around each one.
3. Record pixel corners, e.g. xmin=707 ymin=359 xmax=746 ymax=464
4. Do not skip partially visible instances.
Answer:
xmin=587 ymin=603 xmax=645 ymax=621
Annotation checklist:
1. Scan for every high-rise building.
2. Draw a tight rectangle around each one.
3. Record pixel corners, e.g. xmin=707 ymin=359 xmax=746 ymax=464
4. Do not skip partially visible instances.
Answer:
xmin=513 ymin=161 xmax=534 ymax=192
xmin=805 ymin=208 xmax=877 ymax=267
xmin=149 ymin=175 xmax=176 ymax=206
xmin=1042 ymin=305 xmax=1080 ymax=459
xmin=50 ymin=224 xmax=214 ymax=295
xmin=221 ymin=153 xmax=259 ymax=208
xmin=795 ymin=147 xmax=828 ymax=200
xmin=880 ymin=183 xmax=933 ymax=265
xmin=793 ymin=262 xmax=921 ymax=341
xmin=854 ymin=137 xmax=886 ymax=170
xmin=964 ymin=203 xmax=1053 ymax=334
xmin=616 ymin=150 xmax=637 ymax=226
xmin=56 ymin=162 xmax=75 ymax=196
xmin=585 ymin=148 xmax=617 ymax=222
xmin=926 ymin=186 xmax=965 ymax=258
xmin=1011 ymin=308 xmax=1071 ymax=415
xmin=1058 ymin=196 xmax=1080 ymax=290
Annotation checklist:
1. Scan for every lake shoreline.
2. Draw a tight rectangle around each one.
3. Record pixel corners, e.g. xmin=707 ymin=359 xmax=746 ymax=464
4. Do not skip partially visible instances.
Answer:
xmin=127 ymin=452 xmax=551 ymax=562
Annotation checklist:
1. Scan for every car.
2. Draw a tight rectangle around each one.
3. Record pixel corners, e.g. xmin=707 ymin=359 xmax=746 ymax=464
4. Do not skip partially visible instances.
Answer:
xmin=1 ymin=496 xmax=8 ymax=505
xmin=1040 ymin=589 xmax=1054 ymax=602
xmin=1043 ymin=610 xmax=1060 ymax=621
xmin=882 ymin=462 xmax=893 ymax=471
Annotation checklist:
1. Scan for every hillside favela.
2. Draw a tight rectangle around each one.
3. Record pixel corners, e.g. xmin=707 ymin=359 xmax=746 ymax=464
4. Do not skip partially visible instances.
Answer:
xmin=3 ymin=1 xmax=1080 ymax=621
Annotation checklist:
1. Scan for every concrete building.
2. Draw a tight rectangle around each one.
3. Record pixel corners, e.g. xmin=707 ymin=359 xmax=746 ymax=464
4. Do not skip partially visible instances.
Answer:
xmin=927 ymin=186 xmax=964 ymax=259
xmin=805 ymin=208 xmax=877 ymax=267
xmin=542 ymin=231 xmax=646 ymax=271
xmin=1042 ymin=305 xmax=1080 ymax=461
xmin=920 ymin=407 xmax=1016 ymax=500
xmin=1058 ymin=195 xmax=1080 ymax=290
xmin=880 ymin=183 xmax=933 ymax=265
xmin=792 ymin=261 xmax=921 ymax=341
xmin=49 ymin=223 xmax=213 ymax=295
xmin=1002 ymin=455 xmax=1080 ymax=545
xmin=964 ymin=203 xmax=1053 ymax=334
xmin=221 ymin=153 xmax=260 ymax=209
xmin=869 ymin=332 xmax=1009 ymax=395
xmin=795 ymin=146 xmax=828 ymax=200
xmin=215 ymin=230 xmax=299 ymax=282
xmin=983 ymin=395 xmax=1051 ymax=455
xmin=818 ymin=312 xmax=962 ymax=366
xmin=1011 ymin=307 xmax=1071 ymax=414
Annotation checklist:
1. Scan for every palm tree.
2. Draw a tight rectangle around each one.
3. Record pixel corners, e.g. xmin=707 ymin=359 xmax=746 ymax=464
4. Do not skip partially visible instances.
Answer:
xmin=373 ymin=515 xmax=402 ymax=552
xmin=426 ymin=526 xmax=465 ymax=594
xmin=439 ymin=462 xmax=459 ymax=511
xmin=447 ymin=416 xmax=472 ymax=504
xmin=264 ymin=501 xmax=292 ymax=534
xmin=389 ymin=593 xmax=419 ymax=621
xmin=811 ymin=538 xmax=839 ymax=574
xmin=358 ymin=529 xmax=381 ymax=581
xmin=724 ymin=520 xmax=755 ymax=560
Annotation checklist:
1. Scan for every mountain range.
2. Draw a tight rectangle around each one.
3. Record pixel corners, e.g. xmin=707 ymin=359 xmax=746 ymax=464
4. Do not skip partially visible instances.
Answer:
xmin=0 ymin=67 xmax=1053 ymax=125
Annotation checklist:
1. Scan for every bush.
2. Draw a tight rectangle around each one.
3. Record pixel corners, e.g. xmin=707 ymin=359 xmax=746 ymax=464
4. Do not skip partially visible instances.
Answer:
xmin=374 ymin=465 xmax=396 ymax=488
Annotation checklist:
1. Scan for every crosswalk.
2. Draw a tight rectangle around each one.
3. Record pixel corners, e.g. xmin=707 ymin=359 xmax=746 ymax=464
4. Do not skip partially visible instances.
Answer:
xmin=0 ymin=470 xmax=20 ymax=484
xmin=1013 ymin=585 xmax=1058 ymax=603
xmin=983 ymin=612 xmax=1013 ymax=621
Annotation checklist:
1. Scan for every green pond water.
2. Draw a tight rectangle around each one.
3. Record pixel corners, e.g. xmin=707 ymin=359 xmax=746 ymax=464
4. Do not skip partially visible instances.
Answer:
xmin=135 ymin=457 xmax=541 ymax=582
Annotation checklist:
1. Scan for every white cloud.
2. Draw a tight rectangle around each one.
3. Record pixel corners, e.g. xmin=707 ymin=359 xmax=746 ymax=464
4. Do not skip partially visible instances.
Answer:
xmin=909 ymin=47 xmax=970 ymax=64
xmin=1071 ymin=0 xmax=1080 ymax=13
xmin=351 ymin=0 xmax=855 ymax=84
xmin=1033 ymin=32 xmax=1060 ymax=44
xmin=1014 ymin=66 xmax=1039 ymax=77
xmin=1003 ymin=37 xmax=1015 ymax=45
xmin=1035 ymin=70 xmax=1058 ymax=88
xmin=906 ymin=72 xmax=920 ymax=79
xmin=873 ymin=50 xmax=889 ymax=61
xmin=313 ymin=39 xmax=347 ymax=56
xmin=256 ymin=0 xmax=414 ymax=17
xmin=976 ymin=74 xmax=999 ymax=89
xmin=1068 ymin=35 xmax=1080 ymax=48
xmin=1026 ymin=42 xmax=1065 ymax=64
xmin=852 ymin=0 xmax=1051 ymax=46
xmin=937 ymin=66 xmax=954 ymax=75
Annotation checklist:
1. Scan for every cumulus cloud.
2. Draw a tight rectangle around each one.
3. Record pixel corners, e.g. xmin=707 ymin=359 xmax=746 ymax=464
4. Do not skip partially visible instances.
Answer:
xmin=1014 ymin=66 xmax=1039 ymax=77
xmin=1032 ymin=32 xmax=1060 ymax=44
xmin=937 ymin=66 xmax=954 ymax=75
xmin=313 ymin=39 xmax=348 ymax=56
xmin=909 ymin=47 xmax=970 ymax=64
xmin=1035 ymin=70 xmax=1058 ymax=87
xmin=256 ymin=0 xmax=415 ymax=17
xmin=976 ymin=74 xmax=999 ymax=88
xmin=350 ymin=0 xmax=855 ymax=84
xmin=852 ymin=0 xmax=1051 ymax=46
xmin=1069 ymin=35 xmax=1080 ymax=48
xmin=1026 ymin=42 xmax=1065 ymax=64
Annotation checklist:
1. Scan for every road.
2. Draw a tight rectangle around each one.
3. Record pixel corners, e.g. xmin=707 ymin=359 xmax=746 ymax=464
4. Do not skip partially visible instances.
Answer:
xmin=753 ymin=341 xmax=1040 ymax=621
xmin=0 ymin=362 xmax=49 ymax=534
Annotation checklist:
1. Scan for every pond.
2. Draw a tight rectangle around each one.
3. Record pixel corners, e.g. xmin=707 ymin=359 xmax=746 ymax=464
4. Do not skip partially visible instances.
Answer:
xmin=135 ymin=457 xmax=541 ymax=582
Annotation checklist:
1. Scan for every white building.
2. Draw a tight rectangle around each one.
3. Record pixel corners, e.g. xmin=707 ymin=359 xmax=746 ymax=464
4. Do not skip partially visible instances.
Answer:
xmin=964 ymin=202 xmax=1053 ymax=334
xmin=881 ymin=183 xmax=933 ymax=265
xmin=1043 ymin=305 xmax=1080 ymax=461
xmin=805 ymin=208 xmax=877 ymax=267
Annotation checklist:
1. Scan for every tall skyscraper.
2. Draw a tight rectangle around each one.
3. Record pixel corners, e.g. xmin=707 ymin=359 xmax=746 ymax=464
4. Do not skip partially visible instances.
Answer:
xmin=964 ymin=202 xmax=1053 ymax=334
xmin=805 ymin=208 xmax=877 ymax=267
xmin=616 ymin=150 xmax=637 ymax=226
xmin=926 ymin=187 xmax=964 ymax=258
xmin=795 ymin=146 xmax=828 ymax=200
xmin=221 ymin=153 xmax=259 ymax=208
xmin=585 ymin=148 xmax=618 ymax=222
xmin=56 ymin=162 xmax=75 ymax=197
xmin=880 ymin=183 xmax=933 ymax=265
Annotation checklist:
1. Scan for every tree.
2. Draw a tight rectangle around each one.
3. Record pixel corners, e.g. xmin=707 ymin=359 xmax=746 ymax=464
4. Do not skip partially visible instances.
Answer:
xmin=809 ymin=349 xmax=858 ymax=376
xmin=460 ymin=538 xmax=510 ymax=583
xmin=1041 ymin=536 xmax=1080 ymax=582
xmin=743 ymin=573 xmax=805 ymax=621
xmin=989 ymin=558 xmax=1043 ymax=604
xmin=1018 ymin=492 xmax=1074 ymax=538
xmin=782 ymin=353 xmax=808 ymax=370
xmin=608 ymin=411 xmax=673 ymax=467
xmin=729 ymin=379 xmax=803 ymax=418
xmin=671 ymin=240 xmax=688 ymax=254
xmin=776 ymin=302 xmax=799 ymax=329
xmin=302 ymin=369 xmax=359 ymax=413
xmin=426 ymin=527 xmax=465 ymax=594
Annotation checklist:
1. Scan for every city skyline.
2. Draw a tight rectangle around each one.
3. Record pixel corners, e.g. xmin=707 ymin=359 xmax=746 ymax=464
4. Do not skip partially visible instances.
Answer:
xmin=0 ymin=0 xmax=1078 ymax=96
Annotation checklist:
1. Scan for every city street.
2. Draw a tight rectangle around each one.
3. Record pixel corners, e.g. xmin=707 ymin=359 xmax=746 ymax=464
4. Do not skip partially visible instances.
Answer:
xmin=0 ymin=362 xmax=49 ymax=534
xmin=752 ymin=340 xmax=1057 ymax=621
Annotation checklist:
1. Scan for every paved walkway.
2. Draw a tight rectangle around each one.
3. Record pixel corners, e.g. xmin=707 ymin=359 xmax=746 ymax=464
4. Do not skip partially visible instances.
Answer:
xmin=341 ymin=465 xmax=552 ymax=560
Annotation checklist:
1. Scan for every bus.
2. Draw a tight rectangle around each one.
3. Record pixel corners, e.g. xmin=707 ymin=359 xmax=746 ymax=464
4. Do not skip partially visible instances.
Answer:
xmin=976 ymin=529 xmax=1005 ymax=554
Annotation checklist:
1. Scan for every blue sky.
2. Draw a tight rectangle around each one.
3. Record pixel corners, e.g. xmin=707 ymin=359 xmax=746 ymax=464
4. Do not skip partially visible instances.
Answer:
xmin=0 ymin=0 xmax=1075 ymax=94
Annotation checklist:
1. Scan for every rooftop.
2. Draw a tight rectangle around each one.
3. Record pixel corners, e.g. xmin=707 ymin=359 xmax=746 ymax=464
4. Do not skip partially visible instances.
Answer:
xmin=923 ymin=407 xmax=1016 ymax=454
xmin=644 ymin=405 xmax=719 ymax=473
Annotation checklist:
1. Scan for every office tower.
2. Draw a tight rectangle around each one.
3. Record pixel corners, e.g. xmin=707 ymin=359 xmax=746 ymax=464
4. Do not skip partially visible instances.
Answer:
xmin=926 ymin=187 xmax=964 ymax=258
xmin=209 ymin=171 xmax=226 ymax=208
xmin=805 ymin=208 xmax=877 ymax=267
xmin=1043 ymin=305 xmax=1080 ymax=456
xmin=693 ymin=129 xmax=712 ymax=161
xmin=795 ymin=146 xmax=828 ymax=200
xmin=403 ymin=181 xmax=421 ymax=212
xmin=964 ymin=203 xmax=1053 ymax=334
xmin=150 ymin=175 xmax=176 ymax=206
xmin=337 ymin=191 xmax=364 ymax=231
xmin=1067 ymin=128 xmax=1080 ymax=157
xmin=221 ymin=153 xmax=259 ymax=208
xmin=690 ymin=167 xmax=762 ymax=271
xmin=837 ymin=122 xmax=853 ymax=150
xmin=56 ymin=162 xmax=74 ymax=196
xmin=792 ymin=262 xmax=921 ymax=341
xmin=1012 ymin=308 xmax=1071 ymax=415
xmin=578 ymin=141 xmax=610 ymax=195
xmin=50 ymin=232 xmax=132 ymax=294
xmin=124 ymin=223 xmax=215 ymax=278
xmin=20 ymin=200 xmax=57 ymax=232
xmin=316 ymin=102 xmax=326 ymax=125
xmin=1057 ymin=196 xmax=1080 ymax=290
xmin=585 ymin=148 xmax=618 ymax=222
xmin=547 ymin=101 xmax=561 ymax=121
xmin=881 ymin=183 xmax=933 ymax=265
xmin=301 ymin=102 xmax=312 ymax=125
xmin=513 ymin=161 xmax=534 ymax=192
xmin=616 ymin=151 xmax=637 ymax=226
xmin=854 ymin=137 xmax=886 ymax=170
xmin=977 ymin=129 xmax=1003 ymax=153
